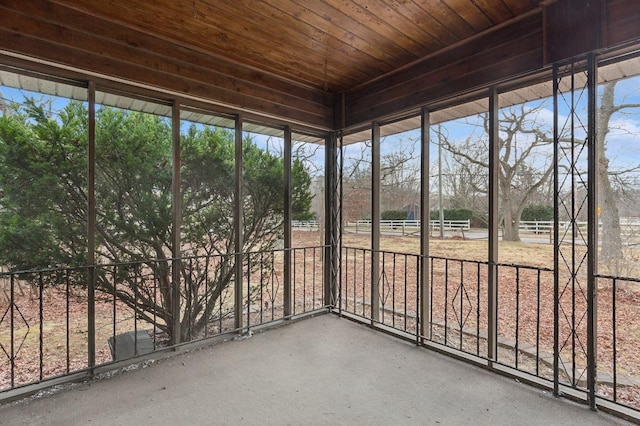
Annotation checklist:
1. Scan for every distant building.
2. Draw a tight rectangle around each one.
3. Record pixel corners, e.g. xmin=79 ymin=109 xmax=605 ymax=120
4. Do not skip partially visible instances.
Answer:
xmin=404 ymin=203 xmax=420 ymax=221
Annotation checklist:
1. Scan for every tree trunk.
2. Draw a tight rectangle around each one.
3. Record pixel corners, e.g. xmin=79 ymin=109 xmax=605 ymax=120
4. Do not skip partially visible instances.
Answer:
xmin=502 ymin=207 xmax=521 ymax=242
xmin=501 ymin=185 xmax=521 ymax=242
xmin=597 ymin=83 xmax=623 ymax=264
xmin=598 ymin=155 xmax=623 ymax=260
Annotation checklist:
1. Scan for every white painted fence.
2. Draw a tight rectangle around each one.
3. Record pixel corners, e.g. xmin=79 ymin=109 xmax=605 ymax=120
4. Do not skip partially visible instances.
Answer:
xmin=291 ymin=220 xmax=320 ymax=229
xmin=347 ymin=219 xmax=471 ymax=231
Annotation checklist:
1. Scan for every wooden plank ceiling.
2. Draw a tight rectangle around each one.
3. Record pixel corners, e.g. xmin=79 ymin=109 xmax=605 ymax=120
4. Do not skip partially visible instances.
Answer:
xmin=3 ymin=1 xmax=640 ymax=132
xmin=47 ymin=0 xmax=543 ymax=93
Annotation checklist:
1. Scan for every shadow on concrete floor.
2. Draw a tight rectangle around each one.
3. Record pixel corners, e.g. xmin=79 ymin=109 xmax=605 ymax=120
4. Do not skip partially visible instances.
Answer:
xmin=0 ymin=314 xmax=627 ymax=425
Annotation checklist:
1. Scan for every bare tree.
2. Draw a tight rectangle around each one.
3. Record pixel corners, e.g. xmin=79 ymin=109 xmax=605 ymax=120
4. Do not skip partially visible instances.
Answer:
xmin=437 ymin=131 xmax=489 ymax=213
xmin=438 ymin=104 xmax=554 ymax=241
xmin=597 ymin=81 xmax=640 ymax=263
xmin=0 ymin=90 xmax=8 ymax=116
xmin=342 ymin=141 xmax=373 ymax=222
xmin=341 ymin=136 xmax=422 ymax=222
xmin=380 ymin=136 xmax=420 ymax=213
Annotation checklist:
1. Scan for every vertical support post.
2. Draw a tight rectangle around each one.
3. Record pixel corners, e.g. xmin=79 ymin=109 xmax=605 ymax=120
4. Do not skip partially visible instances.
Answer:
xmin=87 ymin=80 xmax=96 ymax=369
xmin=284 ymin=125 xmax=292 ymax=317
xmin=553 ymin=63 xmax=560 ymax=397
xmin=323 ymin=134 xmax=332 ymax=307
xmin=488 ymin=87 xmax=499 ymax=362
xmin=234 ymin=115 xmax=244 ymax=330
xmin=420 ymin=107 xmax=431 ymax=341
xmin=438 ymin=131 xmax=445 ymax=239
xmin=371 ymin=122 xmax=381 ymax=323
xmin=586 ymin=53 xmax=599 ymax=411
xmin=324 ymin=132 xmax=337 ymax=308
xmin=337 ymin=132 xmax=343 ymax=310
xmin=171 ymin=101 xmax=182 ymax=345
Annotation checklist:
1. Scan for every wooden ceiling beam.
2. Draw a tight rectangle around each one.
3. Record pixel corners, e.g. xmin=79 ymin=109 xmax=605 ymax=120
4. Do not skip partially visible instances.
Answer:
xmin=0 ymin=28 xmax=331 ymax=129
xmin=5 ymin=0 xmax=334 ymax=97
xmin=0 ymin=1 xmax=333 ymax=129
xmin=345 ymin=12 xmax=543 ymax=127
xmin=344 ymin=0 xmax=640 ymax=129
xmin=49 ymin=0 xmax=338 ymax=89
xmin=606 ymin=0 xmax=640 ymax=48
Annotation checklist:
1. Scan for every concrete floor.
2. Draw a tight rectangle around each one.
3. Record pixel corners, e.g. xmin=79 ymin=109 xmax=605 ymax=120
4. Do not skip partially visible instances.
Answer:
xmin=0 ymin=314 xmax=627 ymax=425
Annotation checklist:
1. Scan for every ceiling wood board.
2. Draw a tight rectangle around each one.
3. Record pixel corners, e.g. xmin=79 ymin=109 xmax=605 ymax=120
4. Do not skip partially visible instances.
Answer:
xmin=347 ymin=10 xmax=542 ymax=101
xmin=0 ymin=29 xmax=332 ymax=128
xmin=0 ymin=1 xmax=334 ymax=128
xmin=501 ymin=0 xmax=539 ymax=16
xmin=5 ymin=0 xmax=331 ymax=103
xmin=442 ymin=0 xmax=494 ymax=31
xmin=45 ymin=0 xmax=544 ymax=92
xmin=3 ymin=0 xmax=640 ymax=132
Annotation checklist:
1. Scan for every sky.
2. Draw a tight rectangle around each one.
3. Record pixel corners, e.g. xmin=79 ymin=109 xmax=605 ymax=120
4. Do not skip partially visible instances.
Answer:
xmin=341 ymin=71 xmax=640 ymax=182
xmin=3 ymin=62 xmax=640 ymax=188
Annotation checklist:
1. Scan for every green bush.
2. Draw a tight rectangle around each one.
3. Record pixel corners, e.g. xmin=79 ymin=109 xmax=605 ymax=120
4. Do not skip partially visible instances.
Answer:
xmin=381 ymin=209 xmax=407 ymax=220
xmin=429 ymin=209 xmax=473 ymax=221
xmin=521 ymin=204 xmax=553 ymax=221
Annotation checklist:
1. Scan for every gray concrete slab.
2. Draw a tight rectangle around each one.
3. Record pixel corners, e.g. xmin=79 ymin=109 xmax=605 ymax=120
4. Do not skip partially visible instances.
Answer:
xmin=0 ymin=315 xmax=627 ymax=425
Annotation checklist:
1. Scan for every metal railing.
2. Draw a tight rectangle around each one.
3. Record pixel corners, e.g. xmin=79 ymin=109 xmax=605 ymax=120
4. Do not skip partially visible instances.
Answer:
xmin=339 ymin=247 xmax=420 ymax=336
xmin=0 ymin=245 xmax=326 ymax=395
xmin=593 ymin=273 xmax=640 ymax=409
xmin=338 ymin=246 xmax=640 ymax=415
xmin=2 ymin=243 xmax=639 ymax=417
